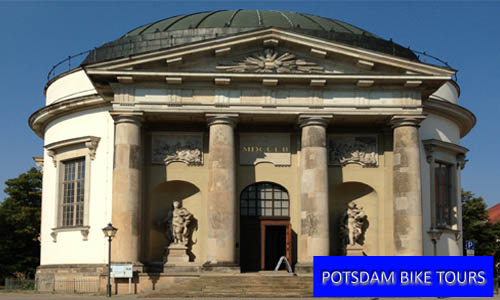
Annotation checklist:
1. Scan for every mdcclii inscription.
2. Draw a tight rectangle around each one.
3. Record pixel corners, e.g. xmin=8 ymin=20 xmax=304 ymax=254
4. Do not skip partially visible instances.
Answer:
xmin=239 ymin=133 xmax=291 ymax=166
xmin=151 ymin=134 xmax=203 ymax=165
xmin=328 ymin=135 xmax=378 ymax=167
xmin=216 ymin=48 xmax=325 ymax=73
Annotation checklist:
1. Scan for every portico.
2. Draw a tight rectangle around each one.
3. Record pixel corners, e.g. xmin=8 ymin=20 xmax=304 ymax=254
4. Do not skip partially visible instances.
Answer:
xmin=106 ymin=107 xmax=429 ymax=271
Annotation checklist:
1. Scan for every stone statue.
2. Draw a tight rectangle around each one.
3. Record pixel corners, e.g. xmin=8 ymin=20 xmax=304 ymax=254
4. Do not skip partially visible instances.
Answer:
xmin=171 ymin=201 xmax=193 ymax=246
xmin=159 ymin=201 xmax=194 ymax=246
xmin=341 ymin=202 xmax=367 ymax=246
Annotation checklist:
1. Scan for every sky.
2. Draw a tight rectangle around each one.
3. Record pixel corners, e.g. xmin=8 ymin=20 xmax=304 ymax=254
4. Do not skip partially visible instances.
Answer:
xmin=0 ymin=1 xmax=498 ymax=206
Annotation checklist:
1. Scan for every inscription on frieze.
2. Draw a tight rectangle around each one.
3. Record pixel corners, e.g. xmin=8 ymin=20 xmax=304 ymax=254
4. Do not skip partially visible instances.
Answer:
xmin=328 ymin=135 xmax=378 ymax=167
xmin=152 ymin=133 xmax=203 ymax=166
xmin=239 ymin=133 xmax=290 ymax=166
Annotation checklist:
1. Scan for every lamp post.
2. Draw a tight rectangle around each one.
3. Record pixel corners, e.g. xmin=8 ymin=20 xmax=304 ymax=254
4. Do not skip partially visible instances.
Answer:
xmin=102 ymin=223 xmax=118 ymax=297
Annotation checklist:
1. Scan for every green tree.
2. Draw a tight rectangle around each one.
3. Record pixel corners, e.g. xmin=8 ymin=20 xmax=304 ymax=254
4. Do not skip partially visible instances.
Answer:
xmin=462 ymin=190 xmax=500 ymax=256
xmin=0 ymin=168 xmax=42 ymax=283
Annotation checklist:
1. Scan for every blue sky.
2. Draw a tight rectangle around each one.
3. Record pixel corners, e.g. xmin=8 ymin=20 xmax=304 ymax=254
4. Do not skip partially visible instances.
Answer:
xmin=0 ymin=1 xmax=498 ymax=206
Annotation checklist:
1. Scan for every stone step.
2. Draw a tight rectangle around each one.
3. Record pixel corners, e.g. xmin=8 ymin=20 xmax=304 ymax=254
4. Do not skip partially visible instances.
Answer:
xmin=145 ymin=274 xmax=313 ymax=298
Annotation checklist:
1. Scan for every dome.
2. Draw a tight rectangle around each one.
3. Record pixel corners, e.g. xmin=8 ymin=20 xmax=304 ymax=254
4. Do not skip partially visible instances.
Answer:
xmin=122 ymin=10 xmax=377 ymax=38
xmin=82 ymin=10 xmax=417 ymax=65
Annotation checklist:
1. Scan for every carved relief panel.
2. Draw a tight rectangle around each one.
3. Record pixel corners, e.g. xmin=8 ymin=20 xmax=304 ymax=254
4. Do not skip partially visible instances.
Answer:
xmin=217 ymin=48 xmax=325 ymax=73
xmin=328 ymin=135 xmax=378 ymax=167
xmin=151 ymin=133 xmax=203 ymax=166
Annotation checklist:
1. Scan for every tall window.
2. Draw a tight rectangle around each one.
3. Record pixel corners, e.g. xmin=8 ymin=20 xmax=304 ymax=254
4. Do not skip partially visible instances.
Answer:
xmin=61 ymin=158 xmax=85 ymax=227
xmin=435 ymin=162 xmax=452 ymax=228
xmin=240 ymin=182 xmax=289 ymax=217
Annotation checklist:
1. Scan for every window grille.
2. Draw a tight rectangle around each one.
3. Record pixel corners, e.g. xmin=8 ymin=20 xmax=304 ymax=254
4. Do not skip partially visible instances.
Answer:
xmin=61 ymin=158 xmax=85 ymax=227
xmin=240 ymin=182 xmax=289 ymax=217
xmin=435 ymin=162 xmax=452 ymax=228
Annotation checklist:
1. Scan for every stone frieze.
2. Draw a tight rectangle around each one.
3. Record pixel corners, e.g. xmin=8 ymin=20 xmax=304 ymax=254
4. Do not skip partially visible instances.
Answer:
xmin=152 ymin=134 xmax=203 ymax=166
xmin=328 ymin=135 xmax=378 ymax=167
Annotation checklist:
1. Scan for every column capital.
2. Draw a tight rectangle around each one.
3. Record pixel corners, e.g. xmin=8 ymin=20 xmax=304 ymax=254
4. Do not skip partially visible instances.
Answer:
xmin=206 ymin=113 xmax=239 ymax=128
xmin=298 ymin=115 xmax=332 ymax=128
xmin=109 ymin=111 xmax=144 ymax=125
xmin=390 ymin=115 xmax=426 ymax=128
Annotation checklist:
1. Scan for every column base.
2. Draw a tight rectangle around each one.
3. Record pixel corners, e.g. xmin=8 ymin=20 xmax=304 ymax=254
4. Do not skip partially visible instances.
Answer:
xmin=294 ymin=263 xmax=314 ymax=274
xmin=202 ymin=262 xmax=240 ymax=273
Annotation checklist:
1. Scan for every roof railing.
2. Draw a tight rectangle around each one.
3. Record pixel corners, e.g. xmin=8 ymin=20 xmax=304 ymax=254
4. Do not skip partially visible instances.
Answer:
xmin=412 ymin=49 xmax=458 ymax=82
xmin=47 ymin=50 xmax=91 ymax=82
xmin=46 ymin=46 xmax=457 ymax=82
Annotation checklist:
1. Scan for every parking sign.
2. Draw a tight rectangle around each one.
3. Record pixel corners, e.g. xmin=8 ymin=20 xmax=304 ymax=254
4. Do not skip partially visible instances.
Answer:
xmin=465 ymin=240 xmax=474 ymax=250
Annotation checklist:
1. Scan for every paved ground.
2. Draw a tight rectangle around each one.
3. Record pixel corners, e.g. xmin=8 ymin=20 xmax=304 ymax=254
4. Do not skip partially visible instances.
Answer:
xmin=1 ymin=292 xmax=500 ymax=300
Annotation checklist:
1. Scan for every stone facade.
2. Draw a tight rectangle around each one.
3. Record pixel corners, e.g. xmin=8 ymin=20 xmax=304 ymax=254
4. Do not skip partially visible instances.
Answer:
xmin=30 ymin=12 xmax=475 ymax=294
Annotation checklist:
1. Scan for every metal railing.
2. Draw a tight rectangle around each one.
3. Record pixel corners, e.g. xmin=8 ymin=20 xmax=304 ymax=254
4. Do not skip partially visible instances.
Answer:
xmin=5 ymin=278 xmax=101 ymax=294
xmin=41 ymin=279 xmax=100 ymax=293
xmin=45 ymin=43 xmax=457 ymax=83
xmin=4 ymin=278 xmax=36 ymax=290
xmin=412 ymin=49 xmax=458 ymax=82
xmin=47 ymin=50 xmax=91 ymax=82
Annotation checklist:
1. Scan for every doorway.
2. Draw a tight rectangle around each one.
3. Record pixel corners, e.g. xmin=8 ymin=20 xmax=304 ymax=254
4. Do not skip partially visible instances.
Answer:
xmin=261 ymin=220 xmax=291 ymax=270
xmin=239 ymin=182 xmax=291 ymax=272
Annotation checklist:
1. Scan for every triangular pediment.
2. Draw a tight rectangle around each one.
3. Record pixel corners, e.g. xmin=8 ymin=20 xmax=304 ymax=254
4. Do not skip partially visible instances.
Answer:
xmin=85 ymin=28 xmax=454 ymax=77
xmin=122 ymin=46 xmax=385 ymax=75
xmin=84 ymin=28 xmax=455 ymax=100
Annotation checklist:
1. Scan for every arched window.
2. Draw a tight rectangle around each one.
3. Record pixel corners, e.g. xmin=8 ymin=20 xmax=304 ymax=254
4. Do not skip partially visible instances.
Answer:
xmin=240 ymin=182 xmax=289 ymax=217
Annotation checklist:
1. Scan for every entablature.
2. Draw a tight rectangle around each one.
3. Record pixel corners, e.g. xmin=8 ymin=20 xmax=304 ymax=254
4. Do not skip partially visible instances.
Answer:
xmin=89 ymin=69 xmax=448 ymax=102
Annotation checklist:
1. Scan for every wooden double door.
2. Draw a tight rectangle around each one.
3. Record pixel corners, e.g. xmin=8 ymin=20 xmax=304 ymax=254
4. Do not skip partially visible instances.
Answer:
xmin=240 ymin=217 xmax=291 ymax=272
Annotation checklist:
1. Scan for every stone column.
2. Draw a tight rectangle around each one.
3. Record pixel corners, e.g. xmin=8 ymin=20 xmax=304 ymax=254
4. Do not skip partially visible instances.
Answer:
xmin=110 ymin=112 xmax=143 ymax=263
xmin=298 ymin=116 xmax=331 ymax=267
xmin=206 ymin=114 xmax=238 ymax=267
xmin=391 ymin=115 xmax=426 ymax=256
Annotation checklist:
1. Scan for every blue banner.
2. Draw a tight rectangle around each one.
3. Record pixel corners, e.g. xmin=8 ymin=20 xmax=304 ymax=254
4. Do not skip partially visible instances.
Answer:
xmin=314 ymin=256 xmax=493 ymax=297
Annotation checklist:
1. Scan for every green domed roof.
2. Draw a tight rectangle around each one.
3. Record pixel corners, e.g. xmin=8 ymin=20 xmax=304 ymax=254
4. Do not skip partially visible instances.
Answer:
xmin=122 ymin=10 xmax=378 ymax=39
xmin=82 ymin=10 xmax=417 ymax=65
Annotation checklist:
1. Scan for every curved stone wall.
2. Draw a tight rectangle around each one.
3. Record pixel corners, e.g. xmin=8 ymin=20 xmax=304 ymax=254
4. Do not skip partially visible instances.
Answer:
xmin=41 ymin=107 xmax=114 ymax=265
xmin=45 ymin=70 xmax=97 ymax=106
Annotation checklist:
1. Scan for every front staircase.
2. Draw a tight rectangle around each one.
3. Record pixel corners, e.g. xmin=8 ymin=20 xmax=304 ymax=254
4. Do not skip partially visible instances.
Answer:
xmin=144 ymin=273 xmax=313 ymax=298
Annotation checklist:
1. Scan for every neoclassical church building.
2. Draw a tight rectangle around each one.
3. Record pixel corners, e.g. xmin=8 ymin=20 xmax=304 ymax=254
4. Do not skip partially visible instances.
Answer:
xmin=30 ymin=10 xmax=475 ymax=293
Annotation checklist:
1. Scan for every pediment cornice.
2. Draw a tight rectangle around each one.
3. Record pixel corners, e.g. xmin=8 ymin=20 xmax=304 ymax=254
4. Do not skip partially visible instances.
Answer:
xmin=84 ymin=28 xmax=455 ymax=77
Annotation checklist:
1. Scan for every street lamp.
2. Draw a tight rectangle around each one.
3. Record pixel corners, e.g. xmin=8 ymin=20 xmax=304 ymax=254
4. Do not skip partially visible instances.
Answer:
xmin=102 ymin=223 xmax=118 ymax=297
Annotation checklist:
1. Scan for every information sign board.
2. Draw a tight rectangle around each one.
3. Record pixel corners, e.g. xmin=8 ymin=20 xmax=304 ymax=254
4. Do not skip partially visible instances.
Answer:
xmin=110 ymin=264 xmax=133 ymax=278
